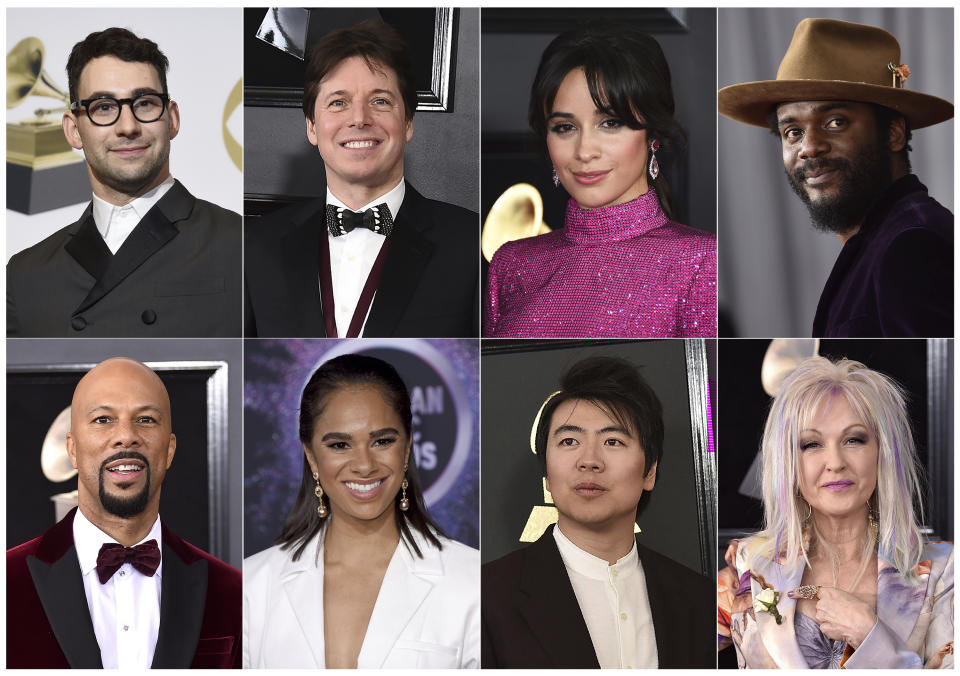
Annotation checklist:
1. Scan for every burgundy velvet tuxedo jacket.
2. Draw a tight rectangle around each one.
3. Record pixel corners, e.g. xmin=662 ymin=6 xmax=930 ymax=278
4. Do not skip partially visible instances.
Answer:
xmin=480 ymin=525 xmax=715 ymax=668
xmin=6 ymin=508 xmax=241 ymax=668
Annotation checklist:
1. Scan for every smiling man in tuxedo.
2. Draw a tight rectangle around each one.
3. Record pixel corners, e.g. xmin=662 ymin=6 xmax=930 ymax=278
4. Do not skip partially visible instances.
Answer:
xmin=481 ymin=356 xmax=714 ymax=668
xmin=7 ymin=358 xmax=241 ymax=668
xmin=244 ymin=19 xmax=478 ymax=338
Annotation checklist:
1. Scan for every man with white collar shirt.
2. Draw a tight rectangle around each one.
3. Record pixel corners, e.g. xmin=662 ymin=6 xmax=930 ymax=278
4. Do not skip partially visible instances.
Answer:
xmin=244 ymin=19 xmax=478 ymax=337
xmin=6 ymin=358 xmax=241 ymax=668
xmin=6 ymin=28 xmax=242 ymax=337
xmin=481 ymin=356 xmax=715 ymax=668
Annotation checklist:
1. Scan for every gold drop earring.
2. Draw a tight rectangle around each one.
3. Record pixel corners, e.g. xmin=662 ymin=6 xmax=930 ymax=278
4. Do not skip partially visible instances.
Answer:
xmin=313 ymin=471 xmax=328 ymax=518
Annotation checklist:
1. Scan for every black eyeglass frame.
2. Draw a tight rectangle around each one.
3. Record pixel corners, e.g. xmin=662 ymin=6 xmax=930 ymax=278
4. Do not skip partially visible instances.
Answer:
xmin=70 ymin=93 xmax=171 ymax=127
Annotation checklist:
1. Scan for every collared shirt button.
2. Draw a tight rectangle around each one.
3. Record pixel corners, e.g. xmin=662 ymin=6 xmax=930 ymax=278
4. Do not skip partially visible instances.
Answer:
xmin=620 ymin=612 xmax=627 ymax=621
xmin=119 ymin=570 xmax=125 ymax=576
xmin=611 ymin=569 xmax=618 ymax=577
xmin=123 ymin=625 xmax=129 ymax=631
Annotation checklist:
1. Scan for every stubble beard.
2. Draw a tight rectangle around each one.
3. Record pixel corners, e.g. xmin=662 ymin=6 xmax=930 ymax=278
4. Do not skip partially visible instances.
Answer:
xmin=89 ymin=139 xmax=170 ymax=198
xmin=98 ymin=450 xmax=152 ymax=518
xmin=785 ymin=142 xmax=893 ymax=236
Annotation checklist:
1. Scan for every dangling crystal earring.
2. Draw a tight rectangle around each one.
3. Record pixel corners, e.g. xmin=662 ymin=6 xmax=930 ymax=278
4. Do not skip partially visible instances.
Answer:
xmin=868 ymin=501 xmax=879 ymax=543
xmin=399 ymin=464 xmax=410 ymax=512
xmin=313 ymin=471 xmax=328 ymax=518
xmin=648 ymin=139 xmax=660 ymax=180
xmin=551 ymin=168 xmax=559 ymax=188
xmin=801 ymin=498 xmax=812 ymax=524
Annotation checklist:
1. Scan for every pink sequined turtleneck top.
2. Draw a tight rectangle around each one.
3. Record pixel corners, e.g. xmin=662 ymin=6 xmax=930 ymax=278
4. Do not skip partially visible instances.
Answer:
xmin=484 ymin=189 xmax=717 ymax=337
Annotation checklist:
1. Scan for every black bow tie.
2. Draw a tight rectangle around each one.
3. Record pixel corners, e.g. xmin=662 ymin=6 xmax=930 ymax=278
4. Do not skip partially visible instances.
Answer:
xmin=325 ymin=203 xmax=394 ymax=237
xmin=96 ymin=539 xmax=161 ymax=584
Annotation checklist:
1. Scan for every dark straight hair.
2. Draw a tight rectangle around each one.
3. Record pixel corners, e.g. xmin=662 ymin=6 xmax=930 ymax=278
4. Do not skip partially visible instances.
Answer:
xmin=66 ymin=27 xmax=169 ymax=105
xmin=302 ymin=19 xmax=417 ymax=122
xmin=533 ymin=355 xmax=664 ymax=479
xmin=528 ymin=23 xmax=686 ymax=218
xmin=276 ymin=354 xmax=444 ymax=561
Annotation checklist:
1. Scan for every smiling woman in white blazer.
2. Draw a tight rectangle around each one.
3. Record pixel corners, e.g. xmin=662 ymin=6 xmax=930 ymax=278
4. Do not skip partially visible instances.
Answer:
xmin=243 ymin=354 xmax=480 ymax=668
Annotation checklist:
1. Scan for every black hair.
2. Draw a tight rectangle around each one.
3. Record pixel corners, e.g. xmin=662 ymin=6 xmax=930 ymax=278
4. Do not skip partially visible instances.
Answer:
xmin=533 ymin=355 xmax=664 ymax=480
xmin=528 ymin=23 xmax=686 ymax=218
xmin=302 ymin=19 xmax=416 ymax=122
xmin=767 ymin=102 xmax=912 ymax=172
xmin=67 ymin=27 xmax=169 ymax=105
xmin=276 ymin=354 xmax=444 ymax=561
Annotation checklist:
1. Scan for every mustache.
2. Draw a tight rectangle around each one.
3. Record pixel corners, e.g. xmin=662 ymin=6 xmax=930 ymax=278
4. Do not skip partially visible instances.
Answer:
xmin=98 ymin=450 xmax=150 ymax=473
xmin=790 ymin=157 xmax=851 ymax=183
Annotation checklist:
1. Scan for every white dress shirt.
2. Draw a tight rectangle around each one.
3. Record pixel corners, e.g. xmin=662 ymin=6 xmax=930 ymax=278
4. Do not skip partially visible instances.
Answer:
xmin=91 ymin=175 xmax=175 ymax=254
xmin=73 ymin=508 xmax=163 ymax=669
xmin=554 ymin=525 xmax=658 ymax=669
xmin=325 ymin=179 xmax=405 ymax=337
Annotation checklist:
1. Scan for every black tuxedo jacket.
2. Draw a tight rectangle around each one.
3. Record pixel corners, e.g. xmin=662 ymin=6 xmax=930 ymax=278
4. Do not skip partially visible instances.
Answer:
xmin=7 ymin=180 xmax=242 ymax=337
xmin=6 ymin=508 xmax=241 ymax=668
xmin=481 ymin=526 xmax=715 ymax=668
xmin=244 ymin=183 xmax=478 ymax=337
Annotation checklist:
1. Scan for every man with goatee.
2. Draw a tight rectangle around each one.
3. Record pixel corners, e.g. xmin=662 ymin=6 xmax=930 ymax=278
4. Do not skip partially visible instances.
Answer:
xmin=7 ymin=358 xmax=240 ymax=668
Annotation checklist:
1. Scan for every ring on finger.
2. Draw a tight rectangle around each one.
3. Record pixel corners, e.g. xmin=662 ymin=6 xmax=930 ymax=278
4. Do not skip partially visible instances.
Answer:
xmin=794 ymin=584 xmax=821 ymax=600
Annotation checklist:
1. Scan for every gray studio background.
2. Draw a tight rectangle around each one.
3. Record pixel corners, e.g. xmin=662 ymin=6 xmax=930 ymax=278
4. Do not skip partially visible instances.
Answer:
xmin=244 ymin=8 xmax=479 ymax=212
xmin=7 ymin=339 xmax=244 ymax=568
xmin=718 ymin=8 xmax=954 ymax=337
xmin=483 ymin=8 xmax=717 ymax=234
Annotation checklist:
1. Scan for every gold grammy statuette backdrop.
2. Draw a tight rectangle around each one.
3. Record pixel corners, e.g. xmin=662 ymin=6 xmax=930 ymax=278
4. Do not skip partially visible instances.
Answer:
xmin=7 ymin=36 xmax=90 ymax=214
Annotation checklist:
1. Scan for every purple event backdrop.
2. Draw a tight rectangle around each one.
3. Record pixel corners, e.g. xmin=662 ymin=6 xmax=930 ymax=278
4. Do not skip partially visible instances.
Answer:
xmin=243 ymin=338 xmax=479 ymax=557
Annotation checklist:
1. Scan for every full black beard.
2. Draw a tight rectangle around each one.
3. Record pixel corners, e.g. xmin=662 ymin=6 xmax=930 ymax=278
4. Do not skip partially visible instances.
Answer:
xmin=98 ymin=450 xmax=152 ymax=518
xmin=785 ymin=142 xmax=893 ymax=235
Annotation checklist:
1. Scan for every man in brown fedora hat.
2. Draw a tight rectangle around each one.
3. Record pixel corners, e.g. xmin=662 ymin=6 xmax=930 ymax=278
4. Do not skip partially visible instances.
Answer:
xmin=719 ymin=17 xmax=953 ymax=338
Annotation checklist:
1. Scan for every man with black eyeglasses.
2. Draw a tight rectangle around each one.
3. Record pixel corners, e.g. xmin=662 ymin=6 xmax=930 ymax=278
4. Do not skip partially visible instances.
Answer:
xmin=7 ymin=28 xmax=241 ymax=337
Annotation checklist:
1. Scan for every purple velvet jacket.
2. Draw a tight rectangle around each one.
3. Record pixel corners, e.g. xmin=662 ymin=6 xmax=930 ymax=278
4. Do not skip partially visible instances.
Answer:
xmin=485 ymin=190 xmax=717 ymax=337
xmin=813 ymin=174 xmax=953 ymax=337
xmin=7 ymin=508 xmax=241 ymax=668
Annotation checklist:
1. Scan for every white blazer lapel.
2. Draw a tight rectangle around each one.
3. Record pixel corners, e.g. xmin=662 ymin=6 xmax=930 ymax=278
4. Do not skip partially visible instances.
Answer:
xmin=750 ymin=553 xmax=808 ymax=669
xmin=280 ymin=542 xmax=326 ymax=668
xmin=358 ymin=534 xmax=441 ymax=668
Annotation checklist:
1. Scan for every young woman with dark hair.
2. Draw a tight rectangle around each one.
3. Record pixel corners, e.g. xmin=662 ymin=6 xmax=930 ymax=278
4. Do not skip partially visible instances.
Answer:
xmin=244 ymin=354 xmax=479 ymax=668
xmin=485 ymin=24 xmax=717 ymax=339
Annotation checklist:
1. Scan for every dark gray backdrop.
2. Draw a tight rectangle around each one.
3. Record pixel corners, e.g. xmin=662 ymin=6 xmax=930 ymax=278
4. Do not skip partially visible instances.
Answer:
xmin=6 ymin=339 xmax=244 ymax=568
xmin=243 ymin=7 xmax=479 ymax=212
xmin=482 ymin=8 xmax=717 ymax=236
xmin=481 ymin=339 xmax=716 ymax=576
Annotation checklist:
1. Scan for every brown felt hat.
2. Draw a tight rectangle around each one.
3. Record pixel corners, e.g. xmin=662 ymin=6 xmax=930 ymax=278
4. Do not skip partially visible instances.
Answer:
xmin=718 ymin=18 xmax=954 ymax=129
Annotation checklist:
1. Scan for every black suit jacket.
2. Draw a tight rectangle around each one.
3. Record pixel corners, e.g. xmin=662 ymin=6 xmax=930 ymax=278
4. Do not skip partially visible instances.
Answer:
xmin=7 ymin=508 xmax=241 ymax=669
xmin=481 ymin=526 xmax=715 ymax=668
xmin=7 ymin=181 xmax=242 ymax=337
xmin=244 ymin=183 xmax=478 ymax=337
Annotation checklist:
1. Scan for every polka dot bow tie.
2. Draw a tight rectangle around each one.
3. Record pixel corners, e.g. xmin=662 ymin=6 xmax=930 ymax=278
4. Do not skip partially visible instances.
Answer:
xmin=325 ymin=203 xmax=394 ymax=237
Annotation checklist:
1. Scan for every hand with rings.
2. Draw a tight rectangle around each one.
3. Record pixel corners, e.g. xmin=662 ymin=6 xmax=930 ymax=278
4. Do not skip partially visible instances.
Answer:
xmin=791 ymin=584 xmax=821 ymax=600
xmin=788 ymin=585 xmax=877 ymax=648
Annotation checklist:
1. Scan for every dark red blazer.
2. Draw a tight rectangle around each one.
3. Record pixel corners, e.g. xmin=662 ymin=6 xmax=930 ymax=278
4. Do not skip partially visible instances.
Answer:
xmin=6 ymin=508 xmax=241 ymax=668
